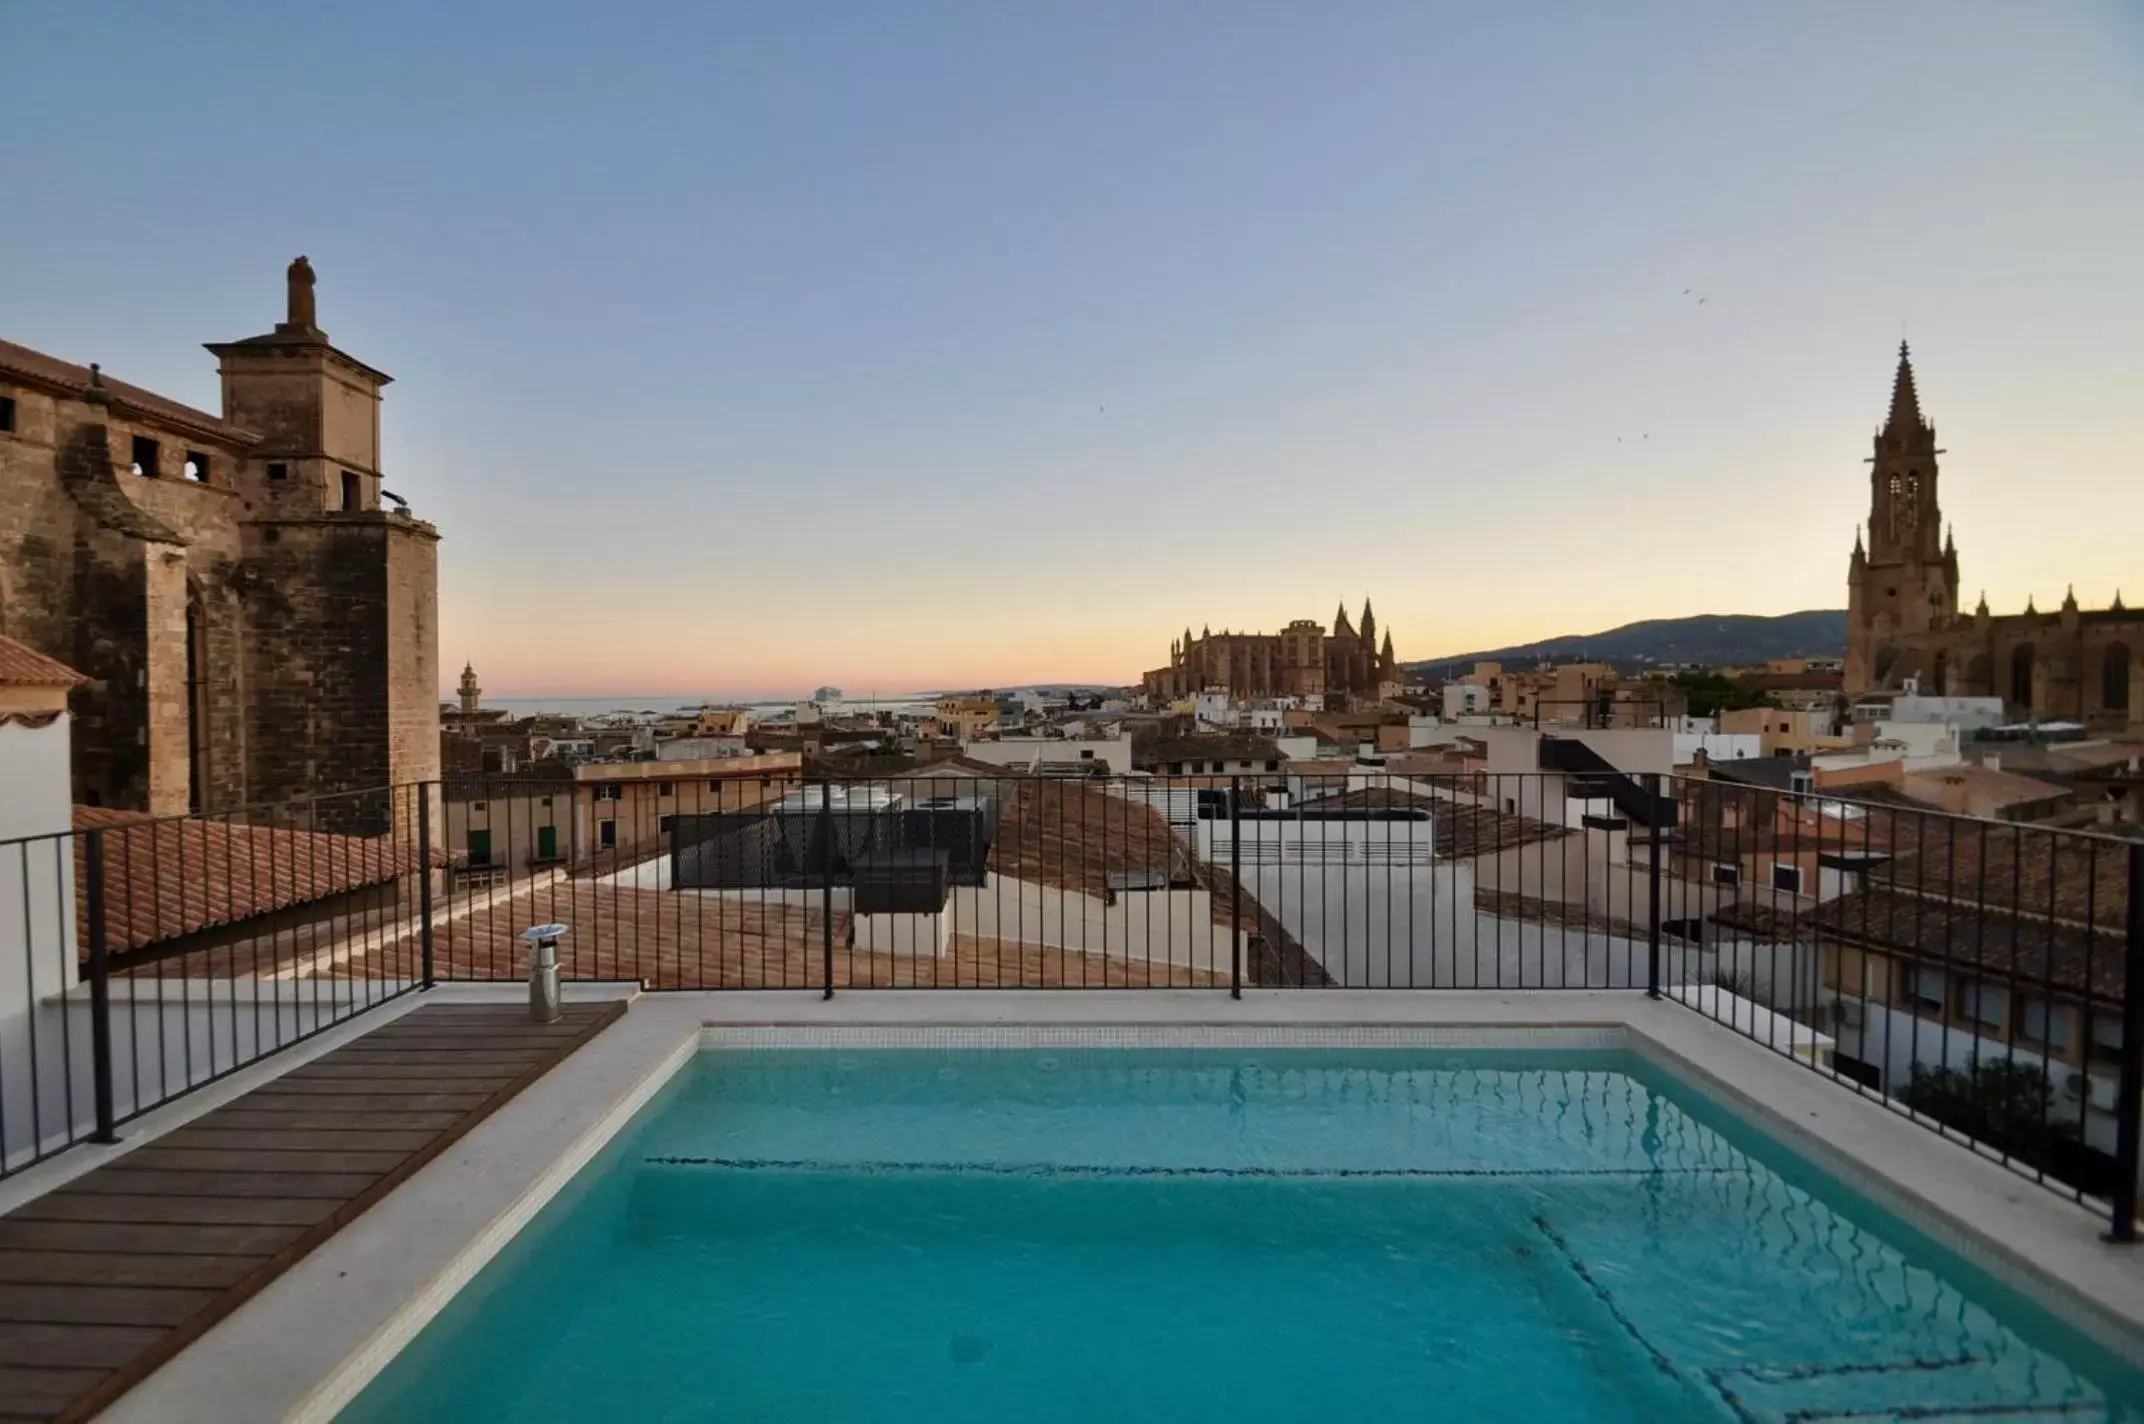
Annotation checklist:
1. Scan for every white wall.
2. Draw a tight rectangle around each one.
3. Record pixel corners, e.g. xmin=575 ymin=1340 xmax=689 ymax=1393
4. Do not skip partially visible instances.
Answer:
xmin=0 ymin=716 xmax=83 ymax=1170
xmin=1888 ymin=695 xmax=2007 ymax=731
xmin=950 ymin=875 xmax=1227 ymax=975
xmin=961 ymin=736 xmax=1134 ymax=776
xmin=1675 ymin=731 xmax=1763 ymax=764
xmin=1828 ymin=1000 xmax=2122 ymax=1158
xmin=1443 ymin=684 xmax=1491 ymax=718
xmin=1408 ymin=717 xmax=1463 ymax=749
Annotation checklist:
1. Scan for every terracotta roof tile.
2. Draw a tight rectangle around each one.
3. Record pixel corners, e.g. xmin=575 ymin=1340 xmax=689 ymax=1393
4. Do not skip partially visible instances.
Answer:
xmin=987 ymin=779 xmax=1181 ymax=897
xmin=0 ymin=635 xmax=87 ymax=687
xmin=0 ymin=338 xmax=259 ymax=445
xmin=74 ymin=808 xmax=441 ymax=956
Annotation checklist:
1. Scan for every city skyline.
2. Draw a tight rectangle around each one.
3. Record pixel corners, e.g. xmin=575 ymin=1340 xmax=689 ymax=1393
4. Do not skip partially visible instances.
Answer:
xmin=4 ymin=2 xmax=2141 ymax=698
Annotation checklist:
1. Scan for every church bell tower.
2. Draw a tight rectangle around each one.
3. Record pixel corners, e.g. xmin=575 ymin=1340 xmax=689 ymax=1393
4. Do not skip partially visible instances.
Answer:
xmin=1845 ymin=343 xmax=1960 ymax=694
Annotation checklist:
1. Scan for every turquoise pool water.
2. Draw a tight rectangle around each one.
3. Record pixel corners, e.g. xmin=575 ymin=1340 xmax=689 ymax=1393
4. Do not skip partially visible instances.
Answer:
xmin=342 ymin=1049 xmax=2144 ymax=1423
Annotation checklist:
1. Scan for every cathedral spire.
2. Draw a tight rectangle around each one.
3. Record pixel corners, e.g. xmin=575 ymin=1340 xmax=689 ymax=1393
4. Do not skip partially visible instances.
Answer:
xmin=1333 ymin=602 xmax=1354 ymax=637
xmin=1885 ymin=340 xmax=1922 ymax=435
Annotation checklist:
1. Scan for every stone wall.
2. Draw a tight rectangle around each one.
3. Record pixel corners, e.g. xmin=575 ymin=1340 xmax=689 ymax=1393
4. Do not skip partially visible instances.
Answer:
xmin=239 ymin=514 xmax=435 ymax=828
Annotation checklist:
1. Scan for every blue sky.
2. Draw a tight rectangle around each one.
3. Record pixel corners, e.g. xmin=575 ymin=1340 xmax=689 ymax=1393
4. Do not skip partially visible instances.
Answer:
xmin=5 ymin=2 xmax=2142 ymax=696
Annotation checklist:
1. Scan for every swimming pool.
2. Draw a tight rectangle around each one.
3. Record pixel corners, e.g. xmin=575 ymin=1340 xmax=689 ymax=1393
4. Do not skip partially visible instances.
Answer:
xmin=341 ymin=1046 xmax=2144 ymax=1422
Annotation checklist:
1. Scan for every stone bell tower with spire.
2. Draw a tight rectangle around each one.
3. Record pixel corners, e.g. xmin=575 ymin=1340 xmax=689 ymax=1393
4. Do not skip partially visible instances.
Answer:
xmin=1845 ymin=342 xmax=1960 ymax=695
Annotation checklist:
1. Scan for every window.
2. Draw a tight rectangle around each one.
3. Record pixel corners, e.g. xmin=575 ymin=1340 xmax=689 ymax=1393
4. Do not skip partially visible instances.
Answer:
xmin=599 ymin=819 xmax=617 ymax=848
xmin=2092 ymin=1013 xmax=2123 ymax=1067
xmin=657 ymin=781 xmax=675 ymax=797
xmin=2105 ymin=645 xmax=2132 ymax=714
xmin=593 ymin=783 xmax=621 ymax=801
xmin=538 ymin=796 xmax=552 ymax=808
xmin=1960 ymin=980 xmax=2008 ymax=1032
xmin=1711 ymin=863 xmax=1742 ymax=887
xmin=708 ymin=780 xmax=723 ymax=791
xmin=183 ymin=450 xmax=211 ymax=483
xmin=1079 ymin=749 xmax=1094 ymax=760
xmin=466 ymin=828 xmax=493 ymax=867
xmin=267 ymin=461 xmax=289 ymax=481
xmin=1906 ymin=966 xmax=1947 ymax=1013
xmin=2022 ymin=998 xmax=2072 ymax=1050
xmin=2011 ymin=644 xmax=2035 ymax=707
xmin=659 ymin=814 xmax=675 ymax=833
xmin=1770 ymin=863 xmax=1803 ymax=895
xmin=130 ymin=434 xmax=160 ymax=477
xmin=471 ymin=800 xmax=488 ymax=812
xmin=1790 ymin=771 xmax=1815 ymax=794
xmin=0 ymin=395 xmax=15 ymax=432
xmin=341 ymin=470 xmax=361 ymax=511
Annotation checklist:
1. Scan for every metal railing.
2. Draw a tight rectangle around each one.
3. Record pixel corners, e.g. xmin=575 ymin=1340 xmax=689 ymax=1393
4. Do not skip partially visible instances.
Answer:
xmin=2 ymin=767 xmax=2139 ymax=1237
xmin=1 ymin=786 xmax=430 ymax=1180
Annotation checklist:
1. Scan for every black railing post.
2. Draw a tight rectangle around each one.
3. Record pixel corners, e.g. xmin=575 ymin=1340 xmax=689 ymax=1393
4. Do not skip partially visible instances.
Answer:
xmin=2108 ymin=841 xmax=2144 ymax=1242
xmin=821 ymin=780 xmax=835 ymax=1001
xmin=1229 ymin=775 xmax=1243 ymax=999
xmin=84 ymin=828 xmax=118 ymax=1144
xmin=1645 ymin=773 xmax=1662 ymax=1000
xmin=417 ymin=783 xmax=436 ymax=991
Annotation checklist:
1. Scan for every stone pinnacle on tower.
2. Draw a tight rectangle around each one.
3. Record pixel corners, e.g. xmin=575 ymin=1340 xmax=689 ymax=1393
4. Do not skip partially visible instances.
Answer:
xmin=1885 ymin=340 xmax=1922 ymax=435
xmin=278 ymin=255 xmax=322 ymax=337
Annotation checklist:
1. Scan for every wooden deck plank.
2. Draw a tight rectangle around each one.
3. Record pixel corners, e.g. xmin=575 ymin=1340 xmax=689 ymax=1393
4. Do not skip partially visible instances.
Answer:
xmin=0 ymin=1367 xmax=112 ymax=1418
xmin=119 ymin=1147 xmax=416 ymax=1175
xmin=189 ymin=1106 xmax=469 ymax=1132
xmin=0 ymin=999 xmax=625 ymax=1422
xmin=276 ymin=1061 xmax=530 ymax=1081
xmin=0 ymin=1222 xmax=305 ymax=1258
xmin=0 ymin=1324 xmax=165 ymax=1371
xmin=5 ymin=1197 xmax=341 ymax=1229
xmin=155 ymin=1127 xmax=441 ymax=1153
xmin=0 ymin=1289 xmax=219 ymax=1328
xmin=65 ymin=1170 xmax=383 ymax=1200
xmin=0 ymin=1252 xmax=267 ymax=1291
xmin=224 ymin=1077 xmax=519 ymax=1097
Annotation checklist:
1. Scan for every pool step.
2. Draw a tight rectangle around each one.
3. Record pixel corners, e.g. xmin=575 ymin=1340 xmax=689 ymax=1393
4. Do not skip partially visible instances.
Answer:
xmin=1709 ymin=1354 xmax=2108 ymax=1423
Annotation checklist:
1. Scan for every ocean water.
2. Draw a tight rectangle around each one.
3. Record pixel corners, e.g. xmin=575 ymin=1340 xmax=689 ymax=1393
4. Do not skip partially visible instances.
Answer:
xmin=484 ymin=694 xmax=936 ymax=721
xmin=340 ymin=1050 xmax=2144 ymax=1423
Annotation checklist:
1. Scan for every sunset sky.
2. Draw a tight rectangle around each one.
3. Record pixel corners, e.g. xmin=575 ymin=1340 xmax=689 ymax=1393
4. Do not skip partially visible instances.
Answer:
xmin=4 ymin=3 xmax=2141 ymax=698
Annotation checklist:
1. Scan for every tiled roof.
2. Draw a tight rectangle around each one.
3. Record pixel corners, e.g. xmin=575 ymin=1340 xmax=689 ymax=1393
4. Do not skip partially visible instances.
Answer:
xmin=1898 ymin=765 xmax=2072 ymax=810
xmin=987 ymin=779 xmax=1180 ymax=898
xmin=1133 ymin=734 xmax=1281 ymax=768
xmin=0 ymin=338 xmax=258 ymax=445
xmin=1714 ymin=819 xmax=2130 ymax=1000
xmin=0 ymin=635 xmax=87 ymax=687
xmin=74 ymin=807 xmax=440 ymax=956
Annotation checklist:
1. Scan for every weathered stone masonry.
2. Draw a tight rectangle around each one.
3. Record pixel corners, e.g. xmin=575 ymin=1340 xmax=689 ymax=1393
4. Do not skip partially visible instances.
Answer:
xmin=0 ymin=259 xmax=440 ymax=828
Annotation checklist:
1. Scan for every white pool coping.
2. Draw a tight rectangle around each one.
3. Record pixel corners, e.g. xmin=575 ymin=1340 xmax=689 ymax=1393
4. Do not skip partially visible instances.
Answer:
xmin=64 ymin=988 xmax=2144 ymax=1423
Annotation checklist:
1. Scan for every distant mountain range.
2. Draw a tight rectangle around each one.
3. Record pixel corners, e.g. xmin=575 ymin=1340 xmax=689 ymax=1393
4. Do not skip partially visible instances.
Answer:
xmin=1410 ymin=610 xmax=1847 ymax=674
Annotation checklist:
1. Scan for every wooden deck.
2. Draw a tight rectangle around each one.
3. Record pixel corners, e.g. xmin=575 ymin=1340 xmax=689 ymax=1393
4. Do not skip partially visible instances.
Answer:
xmin=0 ymin=1000 xmax=625 ymax=1423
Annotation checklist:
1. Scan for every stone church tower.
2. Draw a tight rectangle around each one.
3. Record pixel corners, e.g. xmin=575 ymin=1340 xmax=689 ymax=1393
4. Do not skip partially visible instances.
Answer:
xmin=1837 ymin=342 xmax=2141 ymax=722
xmin=1844 ymin=343 xmax=1959 ymax=694
xmin=0 ymin=257 xmax=440 ymax=827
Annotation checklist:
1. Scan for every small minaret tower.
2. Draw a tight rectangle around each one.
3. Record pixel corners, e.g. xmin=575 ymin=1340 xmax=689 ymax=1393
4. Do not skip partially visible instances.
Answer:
xmin=458 ymin=661 xmax=482 ymax=714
